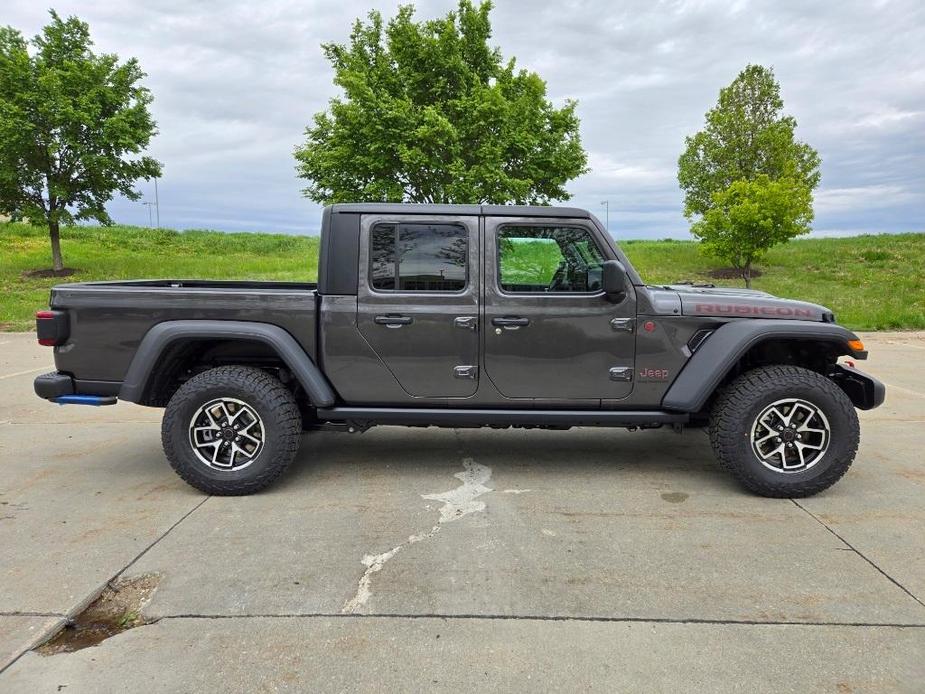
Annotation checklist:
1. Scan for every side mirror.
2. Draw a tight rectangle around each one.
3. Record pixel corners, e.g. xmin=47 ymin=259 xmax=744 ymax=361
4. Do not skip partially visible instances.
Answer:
xmin=602 ymin=260 xmax=628 ymax=302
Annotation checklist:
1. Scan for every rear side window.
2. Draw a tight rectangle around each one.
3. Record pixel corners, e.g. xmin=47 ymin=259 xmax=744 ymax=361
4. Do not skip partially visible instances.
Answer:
xmin=370 ymin=222 xmax=468 ymax=292
xmin=497 ymin=225 xmax=605 ymax=293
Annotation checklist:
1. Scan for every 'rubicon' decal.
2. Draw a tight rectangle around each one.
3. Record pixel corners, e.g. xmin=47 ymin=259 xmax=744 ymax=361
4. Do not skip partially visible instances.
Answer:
xmin=694 ymin=303 xmax=815 ymax=318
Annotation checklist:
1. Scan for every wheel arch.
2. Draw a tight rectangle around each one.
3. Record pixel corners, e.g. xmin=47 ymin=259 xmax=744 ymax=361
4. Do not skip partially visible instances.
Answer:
xmin=662 ymin=319 xmax=868 ymax=413
xmin=119 ymin=320 xmax=337 ymax=408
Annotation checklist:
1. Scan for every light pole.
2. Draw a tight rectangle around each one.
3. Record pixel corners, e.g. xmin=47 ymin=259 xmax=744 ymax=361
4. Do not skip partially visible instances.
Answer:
xmin=143 ymin=201 xmax=154 ymax=228
xmin=600 ymin=200 xmax=609 ymax=232
xmin=153 ymin=177 xmax=160 ymax=228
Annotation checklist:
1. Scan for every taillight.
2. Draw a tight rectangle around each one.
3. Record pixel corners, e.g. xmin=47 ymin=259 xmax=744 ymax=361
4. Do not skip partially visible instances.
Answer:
xmin=36 ymin=310 xmax=68 ymax=346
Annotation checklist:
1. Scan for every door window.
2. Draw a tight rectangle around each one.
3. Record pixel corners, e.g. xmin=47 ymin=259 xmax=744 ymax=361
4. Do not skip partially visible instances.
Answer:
xmin=370 ymin=223 xmax=468 ymax=292
xmin=497 ymin=225 xmax=605 ymax=293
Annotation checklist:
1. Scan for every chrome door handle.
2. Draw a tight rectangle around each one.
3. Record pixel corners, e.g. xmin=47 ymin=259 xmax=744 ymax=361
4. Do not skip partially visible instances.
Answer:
xmin=454 ymin=316 xmax=477 ymax=331
xmin=491 ymin=317 xmax=530 ymax=328
xmin=609 ymin=367 xmax=633 ymax=382
xmin=374 ymin=315 xmax=413 ymax=328
xmin=454 ymin=365 xmax=478 ymax=379
xmin=610 ymin=318 xmax=634 ymax=332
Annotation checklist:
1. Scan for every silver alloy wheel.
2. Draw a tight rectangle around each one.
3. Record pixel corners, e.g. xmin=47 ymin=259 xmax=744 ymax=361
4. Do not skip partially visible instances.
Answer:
xmin=750 ymin=398 xmax=830 ymax=473
xmin=188 ymin=397 xmax=265 ymax=471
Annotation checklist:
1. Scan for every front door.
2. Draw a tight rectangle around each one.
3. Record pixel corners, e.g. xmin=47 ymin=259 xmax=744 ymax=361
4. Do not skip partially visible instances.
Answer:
xmin=357 ymin=214 xmax=480 ymax=398
xmin=483 ymin=217 xmax=636 ymax=400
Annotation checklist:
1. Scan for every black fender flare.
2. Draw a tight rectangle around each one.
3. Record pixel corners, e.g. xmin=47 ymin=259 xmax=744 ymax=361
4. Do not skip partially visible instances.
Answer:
xmin=662 ymin=319 xmax=867 ymax=413
xmin=119 ymin=320 xmax=337 ymax=406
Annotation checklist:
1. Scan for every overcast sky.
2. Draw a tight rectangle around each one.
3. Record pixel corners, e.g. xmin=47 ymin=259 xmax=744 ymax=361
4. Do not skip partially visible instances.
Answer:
xmin=6 ymin=0 xmax=924 ymax=238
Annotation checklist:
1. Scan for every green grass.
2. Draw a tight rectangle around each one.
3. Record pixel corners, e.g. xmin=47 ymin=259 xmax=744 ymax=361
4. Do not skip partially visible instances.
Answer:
xmin=622 ymin=234 xmax=925 ymax=330
xmin=1 ymin=223 xmax=319 ymax=331
xmin=2 ymin=222 xmax=923 ymax=331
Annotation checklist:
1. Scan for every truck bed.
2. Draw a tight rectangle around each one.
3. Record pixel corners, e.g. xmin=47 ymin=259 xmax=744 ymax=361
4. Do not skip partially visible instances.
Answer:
xmin=48 ymin=279 xmax=319 ymax=387
xmin=63 ymin=279 xmax=318 ymax=290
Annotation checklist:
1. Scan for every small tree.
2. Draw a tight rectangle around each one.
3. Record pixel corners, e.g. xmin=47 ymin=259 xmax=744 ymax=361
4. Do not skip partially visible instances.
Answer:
xmin=0 ymin=11 xmax=161 ymax=272
xmin=678 ymin=65 xmax=820 ymax=287
xmin=295 ymin=1 xmax=587 ymax=205
xmin=692 ymin=175 xmax=812 ymax=286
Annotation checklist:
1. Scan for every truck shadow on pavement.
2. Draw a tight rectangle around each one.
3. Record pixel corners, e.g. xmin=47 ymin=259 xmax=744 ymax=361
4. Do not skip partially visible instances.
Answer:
xmin=276 ymin=425 xmax=739 ymax=496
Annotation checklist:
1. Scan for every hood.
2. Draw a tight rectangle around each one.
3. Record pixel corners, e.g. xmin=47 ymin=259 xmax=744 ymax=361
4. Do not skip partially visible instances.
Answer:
xmin=664 ymin=284 xmax=833 ymax=322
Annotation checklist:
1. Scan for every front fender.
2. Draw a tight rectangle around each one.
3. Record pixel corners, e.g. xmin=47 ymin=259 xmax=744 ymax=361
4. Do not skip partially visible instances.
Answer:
xmin=119 ymin=320 xmax=337 ymax=406
xmin=662 ymin=319 xmax=867 ymax=412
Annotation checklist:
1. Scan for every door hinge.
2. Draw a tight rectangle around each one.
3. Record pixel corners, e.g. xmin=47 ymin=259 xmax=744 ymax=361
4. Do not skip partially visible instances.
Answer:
xmin=609 ymin=366 xmax=633 ymax=382
xmin=454 ymin=365 xmax=478 ymax=379
xmin=610 ymin=318 xmax=634 ymax=332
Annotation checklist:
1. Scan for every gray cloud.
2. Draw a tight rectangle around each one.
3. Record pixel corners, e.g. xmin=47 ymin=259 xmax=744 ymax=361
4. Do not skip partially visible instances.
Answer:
xmin=5 ymin=0 xmax=924 ymax=238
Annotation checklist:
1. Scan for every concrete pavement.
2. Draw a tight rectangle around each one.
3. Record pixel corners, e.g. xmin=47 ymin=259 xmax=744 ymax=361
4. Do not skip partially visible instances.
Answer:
xmin=0 ymin=331 xmax=923 ymax=692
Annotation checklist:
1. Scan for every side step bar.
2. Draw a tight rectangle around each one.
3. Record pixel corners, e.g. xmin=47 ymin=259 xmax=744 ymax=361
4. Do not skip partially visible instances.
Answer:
xmin=52 ymin=395 xmax=118 ymax=406
xmin=316 ymin=407 xmax=688 ymax=428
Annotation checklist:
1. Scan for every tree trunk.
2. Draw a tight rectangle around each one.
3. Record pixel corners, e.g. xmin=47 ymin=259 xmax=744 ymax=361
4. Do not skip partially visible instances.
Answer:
xmin=49 ymin=219 xmax=64 ymax=272
xmin=743 ymin=262 xmax=752 ymax=289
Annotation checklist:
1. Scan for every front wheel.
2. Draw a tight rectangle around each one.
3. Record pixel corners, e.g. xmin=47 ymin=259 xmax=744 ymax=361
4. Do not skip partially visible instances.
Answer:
xmin=709 ymin=365 xmax=860 ymax=497
xmin=162 ymin=366 xmax=302 ymax=495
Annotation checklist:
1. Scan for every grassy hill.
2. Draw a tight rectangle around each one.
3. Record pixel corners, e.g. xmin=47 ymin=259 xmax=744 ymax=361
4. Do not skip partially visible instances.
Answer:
xmin=2 ymin=221 xmax=923 ymax=331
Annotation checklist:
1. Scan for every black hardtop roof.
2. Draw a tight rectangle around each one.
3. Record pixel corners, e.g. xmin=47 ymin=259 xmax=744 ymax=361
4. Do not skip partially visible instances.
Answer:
xmin=328 ymin=203 xmax=591 ymax=218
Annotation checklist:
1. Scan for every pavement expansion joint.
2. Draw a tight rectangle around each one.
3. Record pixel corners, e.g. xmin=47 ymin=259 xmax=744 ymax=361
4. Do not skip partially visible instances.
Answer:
xmin=0 ymin=495 xmax=211 ymax=675
xmin=153 ymin=612 xmax=925 ymax=629
xmin=116 ymin=495 xmax=211 ymax=580
xmin=790 ymin=499 xmax=925 ymax=609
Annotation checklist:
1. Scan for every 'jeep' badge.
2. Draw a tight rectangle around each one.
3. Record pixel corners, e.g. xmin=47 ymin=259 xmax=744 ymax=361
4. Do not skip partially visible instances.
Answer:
xmin=638 ymin=367 xmax=670 ymax=382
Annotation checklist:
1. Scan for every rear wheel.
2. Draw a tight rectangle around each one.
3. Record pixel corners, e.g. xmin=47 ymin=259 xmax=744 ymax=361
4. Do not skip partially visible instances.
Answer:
xmin=709 ymin=365 xmax=859 ymax=497
xmin=162 ymin=366 xmax=302 ymax=495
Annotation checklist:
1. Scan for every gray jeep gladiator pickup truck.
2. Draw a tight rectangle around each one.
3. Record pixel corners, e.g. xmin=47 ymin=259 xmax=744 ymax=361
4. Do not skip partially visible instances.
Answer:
xmin=34 ymin=203 xmax=884 ymax=497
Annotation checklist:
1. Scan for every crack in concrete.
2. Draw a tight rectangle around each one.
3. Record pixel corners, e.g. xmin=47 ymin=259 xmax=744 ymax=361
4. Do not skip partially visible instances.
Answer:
xmin=342 ymin=458 xmax=492 ymax=614
xmin=790 ymin=499 xmax=925 ymax=609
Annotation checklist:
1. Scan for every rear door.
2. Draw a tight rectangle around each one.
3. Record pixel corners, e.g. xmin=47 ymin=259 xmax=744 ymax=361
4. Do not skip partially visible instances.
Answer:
xmin=483 ymin=217 xmax=637 ymax=400
xmin=357 ymin=214 xmax=479 ymax=398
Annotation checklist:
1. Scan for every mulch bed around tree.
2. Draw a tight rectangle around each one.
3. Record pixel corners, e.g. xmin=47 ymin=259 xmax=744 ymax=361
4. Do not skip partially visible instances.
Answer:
xmin=707 ymin=267 xmax=763 ymax=280
xmin=21 ymin=268 xmax=78 ymax=279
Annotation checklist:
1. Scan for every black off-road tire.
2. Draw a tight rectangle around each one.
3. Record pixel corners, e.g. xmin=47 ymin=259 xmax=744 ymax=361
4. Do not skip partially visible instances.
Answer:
xmin=161 ymin=366 xmax=302 ymax=495
xmin=709 ymin=365 xmax=860 ymax=498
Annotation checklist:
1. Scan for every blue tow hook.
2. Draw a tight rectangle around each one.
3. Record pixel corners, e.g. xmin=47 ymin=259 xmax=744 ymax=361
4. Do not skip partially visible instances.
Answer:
xmin=53 ymin=395 xmax=118 ymax=406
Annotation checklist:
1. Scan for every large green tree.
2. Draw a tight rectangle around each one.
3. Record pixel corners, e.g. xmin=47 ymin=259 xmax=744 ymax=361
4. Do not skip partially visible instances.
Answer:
xmin=678 ymin=64 xmax=820 ymax=286
xmin=0 ymin=11 xmax=161 ymax=272
xmin=295 ymin=1 xmax=587 ymax=205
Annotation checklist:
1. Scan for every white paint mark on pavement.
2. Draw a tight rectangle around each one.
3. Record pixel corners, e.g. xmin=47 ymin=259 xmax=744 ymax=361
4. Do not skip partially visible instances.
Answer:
xmin=883 ymin=339 xmax=925 ymax=351
xmin=421 ymin=458 xmax=493 ymax=522
xmin=342 ymin=458 xmax=493 ymax=614
xmin=502 ymin=488 xmax=532 ymax=494
xmin=341 ymin=545 xmax=408 ymax=615
xmin=882 ymin=382 xmax=925 ymax=399
xmin=0 ymin=365 xmax=53 ymax=380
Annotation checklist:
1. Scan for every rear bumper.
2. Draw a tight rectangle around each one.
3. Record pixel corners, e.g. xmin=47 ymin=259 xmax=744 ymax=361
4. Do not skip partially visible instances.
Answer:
xmin=829 ymin=364 xmax=886 ymax=410
xmin=34 ymin=372 xmax=118 ymax=406
xmin=34 ymin=371 xmax=74 ymax=400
